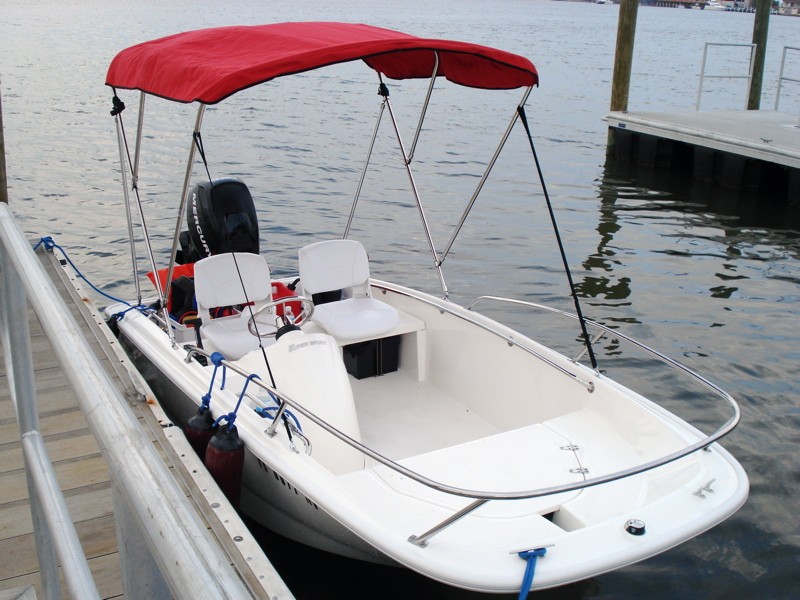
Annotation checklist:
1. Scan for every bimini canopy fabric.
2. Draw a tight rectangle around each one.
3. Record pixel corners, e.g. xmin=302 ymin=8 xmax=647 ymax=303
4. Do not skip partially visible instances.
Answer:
xmin=106 ymin=22 xmax=538 ymax=104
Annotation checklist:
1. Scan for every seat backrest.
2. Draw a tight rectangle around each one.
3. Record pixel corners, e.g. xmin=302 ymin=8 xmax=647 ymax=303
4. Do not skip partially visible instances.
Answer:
xmin=194 ymin=253 xmax=272 ymax=319
xmin=298 ymin=240 xmax=371 ymax=299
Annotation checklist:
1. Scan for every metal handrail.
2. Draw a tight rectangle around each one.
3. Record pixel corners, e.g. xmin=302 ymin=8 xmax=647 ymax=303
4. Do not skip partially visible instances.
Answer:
xmin=372 ymin=282 xmax=596 ymax=392
xmin=696 ymin=42 xmax=756 ymax=111
xmin=186 ymin=341 xmax=738 ymax=498
xmin=0 ymin=203 xmax=254 ymax=600
xmin=1 ymin=245 xmax=100 ymax=600
xmin=468 ymin=295 xmax=739 ymax=405
xmin=180 ymin=283 xmax=740 ymax=547
xmin=774 ymin=45 xmax=800 ymax=124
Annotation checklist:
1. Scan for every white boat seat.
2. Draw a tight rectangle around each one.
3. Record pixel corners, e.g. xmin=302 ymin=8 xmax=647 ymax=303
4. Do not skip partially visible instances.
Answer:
xmin=298 ymin=240 xmax=398 ymax=341
xmin=194 ymin=252 xmax=276 ymax=360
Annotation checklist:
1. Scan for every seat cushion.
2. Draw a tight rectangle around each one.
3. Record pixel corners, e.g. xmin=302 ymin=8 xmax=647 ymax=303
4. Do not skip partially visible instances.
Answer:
xmin=203 ymin=313 xmax=275 ymax=360
xmin=312 ymin=297 xmax=399 ymax=341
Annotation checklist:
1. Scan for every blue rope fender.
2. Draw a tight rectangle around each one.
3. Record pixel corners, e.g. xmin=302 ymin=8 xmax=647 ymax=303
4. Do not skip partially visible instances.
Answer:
xmin=517 ymin=547 xmax=547 ymax=600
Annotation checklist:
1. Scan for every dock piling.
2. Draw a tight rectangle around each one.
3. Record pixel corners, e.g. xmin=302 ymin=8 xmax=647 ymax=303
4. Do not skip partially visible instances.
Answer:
xmin=748 ymin=0 xmax=772 ymax=110
xmin=607 ymin=0 xmax=639 ymax=154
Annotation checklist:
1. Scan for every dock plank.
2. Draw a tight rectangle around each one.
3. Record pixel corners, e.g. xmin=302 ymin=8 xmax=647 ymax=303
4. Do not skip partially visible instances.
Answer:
xmin=0 ymin=552 xmax=123 ymax=600
xmin=0 ymin=454 xmax=109 ymax=505
xmin=0 ymin=481 xmax=113 ymax=540
xmin=0 ymin=515 xmax=118 ymax=580
xmin=0 ymin=430 xmax=96 ymax=473
xmin=0 ymin=407 xmax=89 ymax=443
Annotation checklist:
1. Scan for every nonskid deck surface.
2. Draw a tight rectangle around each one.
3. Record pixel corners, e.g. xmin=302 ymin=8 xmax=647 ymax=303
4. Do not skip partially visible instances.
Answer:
xmin=350 ymin=369 xmax=500 ymax=461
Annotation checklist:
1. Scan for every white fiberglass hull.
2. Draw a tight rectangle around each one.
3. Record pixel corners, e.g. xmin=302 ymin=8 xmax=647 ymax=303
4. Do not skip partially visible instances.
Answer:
xmin=107 ymin=280 xmax=748 ymax=593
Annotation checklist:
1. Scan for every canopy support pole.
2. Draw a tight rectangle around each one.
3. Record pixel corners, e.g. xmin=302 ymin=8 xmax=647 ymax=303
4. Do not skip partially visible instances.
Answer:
xmin=344 ymin=95 xmax=386 ymax=239
xmin=132 ymin=92 xmax=146 ymax=191
xmin=439 ymin=87 xmax=532 ymax=266
xmin=112 ymin=96 xmax=144 ymax=307
xmin=406 ymin=52 xmax=439 ymax=165
xmin=163 ymin=104 xmax=206 ymax=341
xmin=380 ymin=79 xmax=449 ymax=300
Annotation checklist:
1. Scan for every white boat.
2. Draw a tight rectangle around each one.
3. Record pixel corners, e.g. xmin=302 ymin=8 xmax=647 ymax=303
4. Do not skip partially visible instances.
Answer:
xmin=705 ymin=1 xmax=728 ymax=10
xmin=102 ymin=23 xmax=748 ymax=594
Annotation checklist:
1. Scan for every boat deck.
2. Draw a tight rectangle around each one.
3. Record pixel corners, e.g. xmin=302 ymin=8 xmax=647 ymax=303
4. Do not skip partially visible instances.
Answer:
xmin=0 ymin=246 xmax=291 ymax=599
xmin=352 ymin=369 xmax=499 ymax=461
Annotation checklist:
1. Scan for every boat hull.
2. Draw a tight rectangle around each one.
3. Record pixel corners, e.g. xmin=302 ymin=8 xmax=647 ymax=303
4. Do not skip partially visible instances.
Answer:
xmin=106 ymin=281 xmax=748 ymax=592
xmin=118 ymin=328 xmax=395 ymax=563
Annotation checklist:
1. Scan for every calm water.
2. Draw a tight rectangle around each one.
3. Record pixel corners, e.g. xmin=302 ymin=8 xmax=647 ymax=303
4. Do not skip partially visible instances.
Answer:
xmin=2 ymin=1 xmax=799 ymax=598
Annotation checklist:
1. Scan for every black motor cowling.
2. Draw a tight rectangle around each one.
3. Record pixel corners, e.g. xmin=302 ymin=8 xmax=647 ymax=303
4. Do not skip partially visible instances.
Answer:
xmin=178 ymin=178 xmax=259 ymax=264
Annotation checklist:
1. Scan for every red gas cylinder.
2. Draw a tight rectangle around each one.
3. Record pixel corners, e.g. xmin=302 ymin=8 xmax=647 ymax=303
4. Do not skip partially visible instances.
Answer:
xmin=272 ymin=281 xmax=302 ymax=321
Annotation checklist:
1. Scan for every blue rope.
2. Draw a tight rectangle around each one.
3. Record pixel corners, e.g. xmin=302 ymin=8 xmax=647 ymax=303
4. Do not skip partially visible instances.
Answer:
xmin=517 ymin=548 xmax=547 ymax=600
xmin=200 ymin=352 xmax=227 ymax=412
xmin=213 ymin=373 xmax=260 ymax=431
xmin=33 ymin=236 xmax=149 ymax=314
xmin=255 ymin=405 xmax=302 ymax=432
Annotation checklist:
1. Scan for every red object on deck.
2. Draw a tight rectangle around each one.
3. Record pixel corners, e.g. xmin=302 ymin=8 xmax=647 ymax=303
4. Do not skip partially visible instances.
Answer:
xmin=146 ymin=263 xmax=195 ymax=313
xmin=272 ymin=281 xmax=302 ymax=322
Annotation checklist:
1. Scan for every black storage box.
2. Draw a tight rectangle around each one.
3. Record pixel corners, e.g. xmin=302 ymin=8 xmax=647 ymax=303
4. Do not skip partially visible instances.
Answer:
xmin=343 ymin=336 xmax=400 ymax=379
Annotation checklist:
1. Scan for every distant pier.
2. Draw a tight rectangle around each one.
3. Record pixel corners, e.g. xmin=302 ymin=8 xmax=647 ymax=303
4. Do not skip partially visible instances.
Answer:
xmin=605 ymin=110 xmax=800 ymax=201
xmin=640 ymin=1 xmax=712 ymax=7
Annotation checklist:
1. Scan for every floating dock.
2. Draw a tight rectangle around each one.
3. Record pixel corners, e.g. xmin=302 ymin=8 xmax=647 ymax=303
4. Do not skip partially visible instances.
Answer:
xmin=605 ymin=110 xmax=800 ymax=200
xmin=0 ymin=230 xmax=294 ymax=600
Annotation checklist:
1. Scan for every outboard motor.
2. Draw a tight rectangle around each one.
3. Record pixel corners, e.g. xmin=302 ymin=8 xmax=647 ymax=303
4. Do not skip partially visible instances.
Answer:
xmin=178 ymin=178 xmax=259 ymax=264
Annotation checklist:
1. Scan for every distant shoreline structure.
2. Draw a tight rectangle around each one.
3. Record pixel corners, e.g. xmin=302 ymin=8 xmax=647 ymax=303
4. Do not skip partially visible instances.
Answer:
xmin=553 ymin=0 xmax=796 ymax=17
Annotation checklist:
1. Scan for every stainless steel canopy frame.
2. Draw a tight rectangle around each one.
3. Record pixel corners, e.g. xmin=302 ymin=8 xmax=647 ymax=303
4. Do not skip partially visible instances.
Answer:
xmin=343 ymin=65 xmax=535 ymax=302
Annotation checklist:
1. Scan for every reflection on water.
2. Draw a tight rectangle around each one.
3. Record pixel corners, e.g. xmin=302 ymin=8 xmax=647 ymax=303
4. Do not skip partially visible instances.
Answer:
xmin=601 ymin=155 xmax=800 ymax=232
xmin=577 ymin=153 xmax=800 ymax=306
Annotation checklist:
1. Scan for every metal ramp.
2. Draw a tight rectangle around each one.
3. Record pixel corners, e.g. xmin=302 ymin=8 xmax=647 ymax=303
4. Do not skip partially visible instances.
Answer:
xmin=0 ymin=202 xmax=294 ymax=600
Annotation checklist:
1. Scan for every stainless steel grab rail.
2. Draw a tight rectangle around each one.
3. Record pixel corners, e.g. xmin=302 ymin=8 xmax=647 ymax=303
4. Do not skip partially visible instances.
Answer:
xmin=467 ymin=295 xmax=740 ymax=407
xmin=695 ymin=42 xmax=756 ymax=111
xmin=372 ymin=282 xmax=596 ymax=393
xmin=774 ymin=45 xmax=800 ymax=125
xmin=182 ymin=284 xmax=741 ymax=547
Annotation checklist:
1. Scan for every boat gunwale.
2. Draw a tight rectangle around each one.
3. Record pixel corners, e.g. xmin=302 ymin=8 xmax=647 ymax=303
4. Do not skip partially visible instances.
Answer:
xmin=127 ymin=277 xmax=743 ymax=505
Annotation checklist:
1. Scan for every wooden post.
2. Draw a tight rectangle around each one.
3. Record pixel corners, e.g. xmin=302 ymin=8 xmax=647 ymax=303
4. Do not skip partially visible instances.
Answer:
xmin=0 ymin=82 xmax=8 ymax=204
xmin=747 ymin=0 xmax=771 ymax=110
xmin=610 ymin=0 xmax=639 ymax=113
xmin=608 ymin=0 xmax=639 ymax=153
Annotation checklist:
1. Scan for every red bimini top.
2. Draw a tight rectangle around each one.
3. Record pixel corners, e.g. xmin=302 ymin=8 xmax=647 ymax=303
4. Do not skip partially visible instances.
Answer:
xmin=105 ymin=22 xmax=538 ymax=104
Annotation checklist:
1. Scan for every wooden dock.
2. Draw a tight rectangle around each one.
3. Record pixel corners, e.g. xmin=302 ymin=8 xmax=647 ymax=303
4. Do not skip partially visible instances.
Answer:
xmin=0 ymin=247 xmax=292 ymax=599
xmin=605 ymin=109 xmax=800 ymax=200
xmin=0 ymin=252 xmax=127 ymax=597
